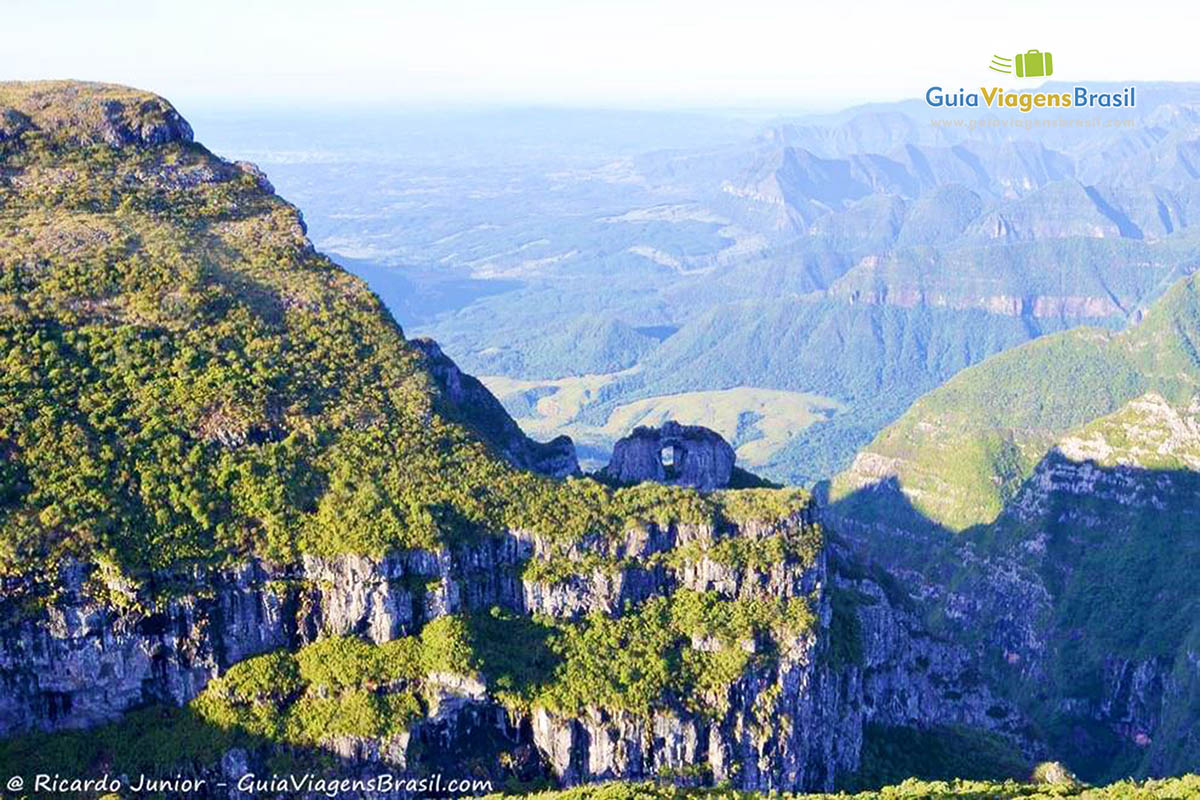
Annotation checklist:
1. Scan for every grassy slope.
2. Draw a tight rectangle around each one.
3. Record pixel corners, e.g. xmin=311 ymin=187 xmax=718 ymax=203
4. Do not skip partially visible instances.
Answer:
xmin=831 ymin=272 xmax=1200 ymax=529
xmin=0 ymin=82 xmax=803 ymax=582
xmin=481 ymin=377 xmax=844 ymax=470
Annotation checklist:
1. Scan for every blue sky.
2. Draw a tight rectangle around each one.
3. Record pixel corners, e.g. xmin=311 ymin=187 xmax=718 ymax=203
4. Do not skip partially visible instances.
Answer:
xmin=2 ymin=0 xmax=1198 ymax=112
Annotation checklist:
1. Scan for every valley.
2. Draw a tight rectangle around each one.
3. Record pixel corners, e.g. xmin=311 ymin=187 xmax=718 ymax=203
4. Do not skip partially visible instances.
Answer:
xmin=3 ymin=80 xmax=1200 ymax=796
xmin=479 ymin=376 xmax=843 ymax=472
xmin=197 ymin=83 xmax=1200 ymax=485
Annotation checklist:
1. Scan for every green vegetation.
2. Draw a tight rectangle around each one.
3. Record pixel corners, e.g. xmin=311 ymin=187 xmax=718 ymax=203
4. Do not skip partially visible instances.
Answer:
xmin=825 ymin=270 xmax=1200 ymax=780
xmin=841 ymin=724 xmax=1028 ymax=791
xmin=633 ymin=300 xmax=1081 ymax=487
xmin=0 ymin=618 xmax=477 ymax=779
xmin=831 ymin=328 xmax=1140 ymax=529
xmin=489 ymin=774 xmax=1200 ymax=799
xmin=520 ymin=488 xmax=818 ymax=586
xmin=832 ymin=270 xmax=1200 ymax=529
xmin=191 ymin=623 xmax=473 ymax=747
xmin=435 ymin=205 xmax=1200 ymax=488
xmin=0 ymin=84 xmax=840 ymax=793
xmin=471 ymin=591 xmax=814 ymax=718
xmin=0 ymin=705 xmax=239 ymax=784
xmin=465 ymin=312 xmax=661 ymax=379
xmin=664 ymin=522 xmax=820 ymax=578
xmin=0 ymin=82 xmax=813 ymax=587
xmin=826 ymin=588 xmax=867 ymax=669
xmin=13 ymin=80 xmax=1200 ymax=798
xmin=0 ymin=591 xmax=815 ymax=782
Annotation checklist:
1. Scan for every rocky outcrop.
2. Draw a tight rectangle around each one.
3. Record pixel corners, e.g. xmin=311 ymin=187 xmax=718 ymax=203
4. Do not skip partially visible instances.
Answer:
xmin=412 ymin=338 xmax=580 ymax=478
xmin=517 ymin=543 xmax=1027 ymax=790
xmin=0 ymin=540 xmax=529 ymax=737
xmin=831 ymin=414 xmax=1200 ymax=780
xmin=602 ymin=421 xmax=735 ymax=491
xmin=0 ymin=505 xmax=1030 ymax=793
xmin=520 ymin=513 xmax=818 ymax=619
xmin=526 ymin=641 xmax=855 ymax=791
xmin=0 ymin=81 xmax=193 ymax=149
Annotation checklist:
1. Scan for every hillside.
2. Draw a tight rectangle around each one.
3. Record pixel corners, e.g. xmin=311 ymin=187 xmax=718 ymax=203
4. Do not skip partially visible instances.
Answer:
xmin=831 ymin=271 xmax=1200 ymax=529
xmin=245 ymin=84 xmax=1200 ymax=485
xmin=0 ymin=81 xmax=1044 ymax=795
xmin=828 ymin=273 xmax=1200 ymax=780
xmin=0 ymin=80 xmax=727 ymax=580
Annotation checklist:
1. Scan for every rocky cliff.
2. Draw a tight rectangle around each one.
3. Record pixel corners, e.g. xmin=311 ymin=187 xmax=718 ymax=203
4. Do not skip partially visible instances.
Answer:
xmin=0 ymin=506 xmax=1026 ymax=792
xmin=831 ymin=376 xmax=1200 ymax=779
xmin=0 ymin=80 xmax=1036 ymax=796
xmin=602 ymin=421 xmax=736 ymax=491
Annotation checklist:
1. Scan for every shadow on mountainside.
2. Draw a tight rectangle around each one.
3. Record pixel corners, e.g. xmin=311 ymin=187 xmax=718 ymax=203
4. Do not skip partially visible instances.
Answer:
xmin=0 ymin=699 xmax=546 ymax=799
xmin=822 ymin=450 xmax=1200 ymax=783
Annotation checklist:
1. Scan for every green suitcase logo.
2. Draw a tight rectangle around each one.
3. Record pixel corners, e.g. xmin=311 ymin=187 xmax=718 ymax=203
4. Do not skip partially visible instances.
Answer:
xmin=988 ymin=50 xmax=1054 ymax=78
xmin=1015 ymin=49 xmax=1053 ymax=77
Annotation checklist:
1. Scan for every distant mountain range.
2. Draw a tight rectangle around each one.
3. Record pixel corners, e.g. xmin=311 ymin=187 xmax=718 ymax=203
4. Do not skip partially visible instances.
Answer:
xmin=197 ymin=83 xmax=1200 ymax=483
xmin=5 ymin=80 xmax=1200 ymax=795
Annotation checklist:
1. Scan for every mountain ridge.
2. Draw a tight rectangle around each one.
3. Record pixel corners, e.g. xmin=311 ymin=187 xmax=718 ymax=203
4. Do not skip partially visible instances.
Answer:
xmin=827 ymin=269 xmax=1200 ymax=779
xmin=832 ymin=269 xmax=1200 ymax=529
xmin=0 ymin=80 xmax=1034 ymax=795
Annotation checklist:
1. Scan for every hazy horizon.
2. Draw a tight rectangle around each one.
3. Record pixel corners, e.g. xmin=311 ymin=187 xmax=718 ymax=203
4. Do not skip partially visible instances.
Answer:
xmin=6 ymin=0 xmax=1200 ymax=113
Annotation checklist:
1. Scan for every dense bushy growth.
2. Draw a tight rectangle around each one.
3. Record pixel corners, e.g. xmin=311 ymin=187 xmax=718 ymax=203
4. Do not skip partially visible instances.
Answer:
xmin=492 ymin=775 xmax=1200 ymax=799
xmin=843 ymin=723 xmax=1028 ymax=790
xmin=0 ymin=83 xmax=810 ymax=585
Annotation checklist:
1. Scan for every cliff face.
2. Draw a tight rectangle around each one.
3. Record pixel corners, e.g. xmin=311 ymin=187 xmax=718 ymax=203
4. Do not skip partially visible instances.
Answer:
xmin=0 ymin=508 xmax=1024 ymax=792
xmin=0 ymin=542 xmax=519 ymax=737
xmin=830 ymin=389 xmax=1200 ymax=780
xmin=0 ymin=81 xmax=1037 ymax=795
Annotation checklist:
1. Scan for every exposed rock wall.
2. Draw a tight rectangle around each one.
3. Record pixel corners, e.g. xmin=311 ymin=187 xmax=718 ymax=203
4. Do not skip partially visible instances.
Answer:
xmin=0 ymin=509 xmax=1026 ymax=792
xmin=0 ymin=542 xmax=525 ymax=736
xmin=602 ymin=421 xmax=735 ymax=491
xmin=831 ymin=435 xmax=1200 ymax=778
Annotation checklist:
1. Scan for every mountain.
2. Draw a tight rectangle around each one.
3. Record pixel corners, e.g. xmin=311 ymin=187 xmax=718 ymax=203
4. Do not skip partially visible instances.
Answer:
xmin=832 ymin=271 xmax=1200 ymax=530
xmin=251 ymin=83 xmax=1200 ymax=485
xmin=0 ymin=82 xmax=1039 ymax=794
xmin=0 ymin=79 xmax=597 ymax=578
xmin=829 ymin=272 xmax=1200 ymax=779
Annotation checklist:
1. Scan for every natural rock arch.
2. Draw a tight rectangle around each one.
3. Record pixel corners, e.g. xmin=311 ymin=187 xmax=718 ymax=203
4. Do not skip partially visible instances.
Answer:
xmin=601 ymin=420 xmax=735 ymax=491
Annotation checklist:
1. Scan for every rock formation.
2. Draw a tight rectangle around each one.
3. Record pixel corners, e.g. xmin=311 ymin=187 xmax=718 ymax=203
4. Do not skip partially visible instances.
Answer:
xmin=412 ymin=337 xmax=580 ymax=478
xmin=602 ymin=421 xmax=735 ymax=491
xmin=0 ymin=512 xmax=1027 ymax=791
xmin=0 ymin=81 xmax=1039 ymax=796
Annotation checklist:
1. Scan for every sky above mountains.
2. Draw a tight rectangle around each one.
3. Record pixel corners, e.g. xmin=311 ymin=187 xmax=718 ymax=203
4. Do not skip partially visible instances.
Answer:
xmin=5 ymin=0 xmax=1200 ymax=112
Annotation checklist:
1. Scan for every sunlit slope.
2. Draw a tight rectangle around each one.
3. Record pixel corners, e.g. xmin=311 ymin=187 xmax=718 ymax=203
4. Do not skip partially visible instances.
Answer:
xmin=831 ymin=271 xmax=1200 ymax=529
